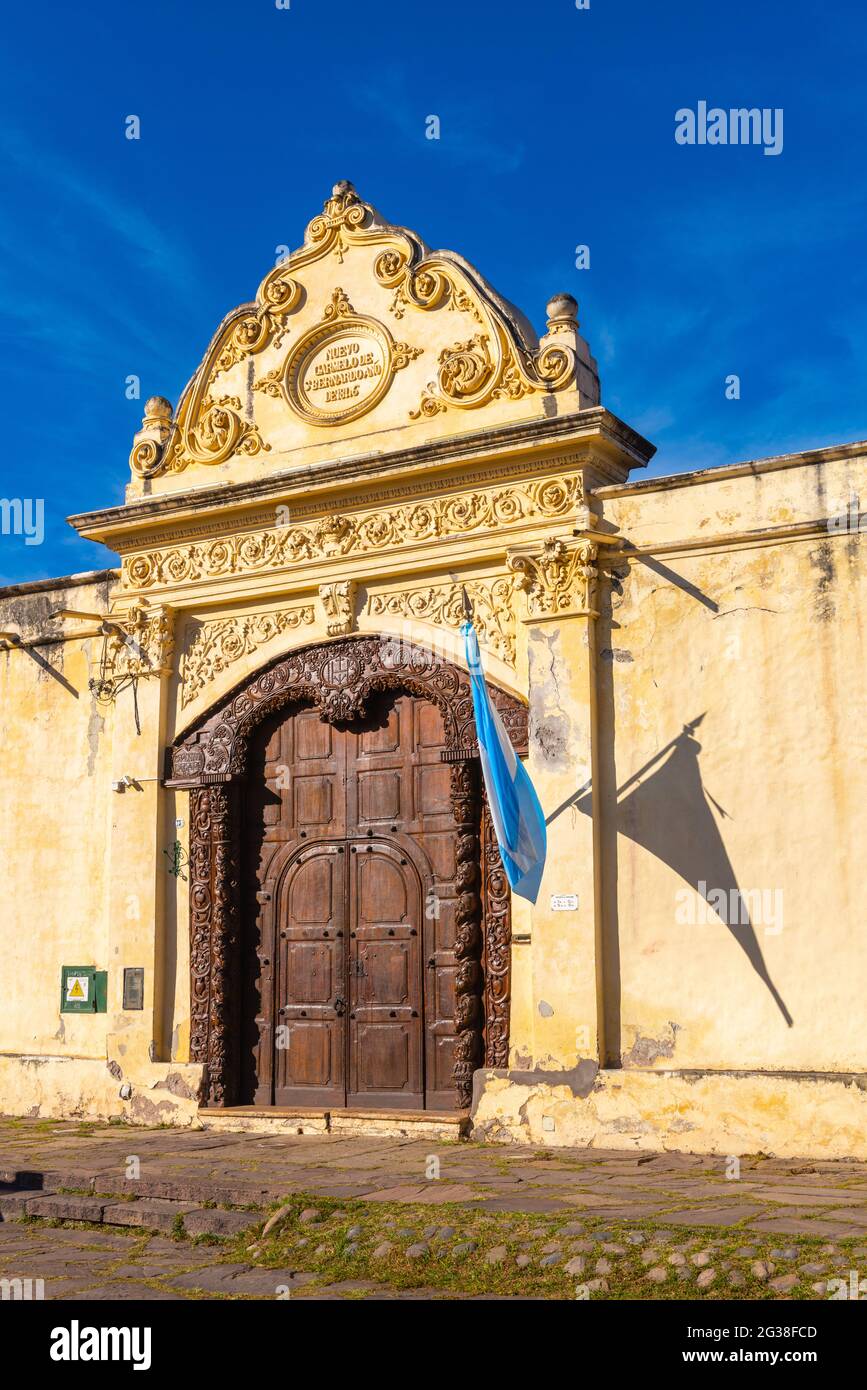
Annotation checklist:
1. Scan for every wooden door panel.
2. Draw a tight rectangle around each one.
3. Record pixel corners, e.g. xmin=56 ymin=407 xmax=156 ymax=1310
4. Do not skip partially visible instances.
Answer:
xmin=358 ymin=704 xmax=402 ymax=754
xmin=284 ymin=1021 xmax=337 ymax=1087
xmin=274 ymin=844 xmax=346 ymax=1106
xmin=413 ymin=762 xmax=453 ymax=817
xmin=295 ymin=711 xmax=334 ymax=761
xmin=293 ymin=775 xmax=334 ymax=828
xmin=357 ymin=1024 xmax=411 ymax=1090
xmin=361 ymin=941 xmax=413 ymax=1002
xmin=357 ymin=769 xmax=402 ymax=823
xmin=348 ymin=842 xmax=423 ymax=1108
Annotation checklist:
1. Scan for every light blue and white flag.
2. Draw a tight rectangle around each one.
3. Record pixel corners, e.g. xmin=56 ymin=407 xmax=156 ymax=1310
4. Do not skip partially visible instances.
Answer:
xmin=462 ymin=619 xmax=547 ymax=903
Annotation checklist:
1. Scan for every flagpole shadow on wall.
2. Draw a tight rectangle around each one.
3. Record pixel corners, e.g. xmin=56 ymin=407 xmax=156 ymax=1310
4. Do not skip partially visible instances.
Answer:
xmin=546 ymin=561 xmax=793 ymax=1063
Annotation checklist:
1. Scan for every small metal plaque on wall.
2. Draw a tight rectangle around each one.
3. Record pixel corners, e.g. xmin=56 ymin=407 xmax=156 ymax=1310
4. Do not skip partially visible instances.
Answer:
xmin=122 ymin=967 xmax=144 ymax=1010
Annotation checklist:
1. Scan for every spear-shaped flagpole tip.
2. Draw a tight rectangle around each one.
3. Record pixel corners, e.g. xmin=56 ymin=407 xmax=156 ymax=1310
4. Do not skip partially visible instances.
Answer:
xmin=461 ymin=586 xmax=474 ymax=622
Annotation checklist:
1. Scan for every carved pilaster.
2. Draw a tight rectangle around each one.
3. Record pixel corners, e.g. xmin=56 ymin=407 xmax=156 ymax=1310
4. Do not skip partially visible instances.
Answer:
xmin=450 ymin=759 xmax=483 ymax=1109
xmin=188 ymin=787 xmax=213 ymax=1074
xmin=481 ymin=795 xmax=512 ymax=1068
xmin=507 ymin=537 xmax=599 ymax=619
xmin=188 ymin=784 xmax=241 ymax=1105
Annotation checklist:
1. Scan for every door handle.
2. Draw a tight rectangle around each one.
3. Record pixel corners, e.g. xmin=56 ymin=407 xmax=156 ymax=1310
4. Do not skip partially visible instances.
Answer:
xmin=334 ymin=995 xmax=346 ymax=1016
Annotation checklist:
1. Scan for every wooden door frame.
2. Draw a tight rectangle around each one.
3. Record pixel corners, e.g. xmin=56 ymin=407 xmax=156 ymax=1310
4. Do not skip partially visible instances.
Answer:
xmin=166 ymin=634 xmax=528 ymax=1110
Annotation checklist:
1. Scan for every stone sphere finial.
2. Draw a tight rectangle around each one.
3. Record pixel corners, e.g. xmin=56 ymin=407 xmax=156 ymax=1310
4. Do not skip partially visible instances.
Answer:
xmin=546 ymin=293 xmax=579 ymax=328
xmin=332 ymin=179 xmax=356 ymax=197
xmin=144 ymin=395 xmax=173 ymax=422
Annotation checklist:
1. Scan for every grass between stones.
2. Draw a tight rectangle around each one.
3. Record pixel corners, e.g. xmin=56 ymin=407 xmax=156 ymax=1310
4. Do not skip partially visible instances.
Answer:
xmin=225 ymin=1193 xmax=867 ymax=1300
xmin=14 ymin=1197 xmax=867 ymax=1300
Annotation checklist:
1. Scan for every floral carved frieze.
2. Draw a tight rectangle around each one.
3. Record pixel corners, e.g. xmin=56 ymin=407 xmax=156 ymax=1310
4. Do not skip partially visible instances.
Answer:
xmin=179 ymin=607 xmax=315 ymax=709
xmin=508 ymin=538 xmax=599 ymax=619
xmin=122 ymin=476 xmax=586 ymax=592
xmin=367 ymin=578 xmax=516 ymax=667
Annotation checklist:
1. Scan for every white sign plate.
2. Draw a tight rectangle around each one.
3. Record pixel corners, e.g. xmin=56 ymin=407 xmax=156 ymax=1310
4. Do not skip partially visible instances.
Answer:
xmin=66 ymin=974 xmax=89 ymax=1003
xmin=550 ymin=894 xmax=579 ymax=912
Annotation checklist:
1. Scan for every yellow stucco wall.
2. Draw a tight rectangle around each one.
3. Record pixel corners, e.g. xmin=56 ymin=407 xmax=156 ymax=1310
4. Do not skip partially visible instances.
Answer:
xmin=598 ymin=450 xmax=867 ymax=1075
xmin=0 ymin=576 xmax=115 ymax=1069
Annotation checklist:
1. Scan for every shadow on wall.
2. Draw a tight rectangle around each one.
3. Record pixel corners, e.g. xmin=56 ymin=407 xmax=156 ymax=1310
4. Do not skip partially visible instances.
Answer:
xmin=549 ymin=712 xmax=794 ymax=1061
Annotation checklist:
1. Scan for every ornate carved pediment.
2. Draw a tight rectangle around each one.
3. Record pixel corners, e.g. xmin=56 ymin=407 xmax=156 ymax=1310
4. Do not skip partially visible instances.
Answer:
xmin=129 ymin=181 xmax=600 ymax=492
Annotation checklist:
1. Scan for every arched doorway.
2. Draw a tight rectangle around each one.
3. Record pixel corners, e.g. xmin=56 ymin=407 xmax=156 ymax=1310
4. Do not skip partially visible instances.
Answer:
xmin=168 ymin=635 xmax=527 ymax=1112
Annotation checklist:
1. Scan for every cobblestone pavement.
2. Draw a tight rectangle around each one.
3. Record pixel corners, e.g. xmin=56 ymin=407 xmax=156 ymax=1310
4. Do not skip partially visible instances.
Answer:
xmin=2 ymin=1118 xmax=867 ymax=1299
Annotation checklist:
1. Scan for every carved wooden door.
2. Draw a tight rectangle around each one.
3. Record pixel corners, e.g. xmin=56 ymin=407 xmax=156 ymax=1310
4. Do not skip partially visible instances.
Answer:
xmin=242 ymin=692 xmax=465 ymax=1110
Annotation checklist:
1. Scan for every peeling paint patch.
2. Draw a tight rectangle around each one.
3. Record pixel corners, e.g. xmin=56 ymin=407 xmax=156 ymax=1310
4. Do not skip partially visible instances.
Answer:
xmin=622 ymin=1023 xmax=680 ymax=1067
xmin=129 ymin=1093 xmax=179 ymax=1124
xmin=599 ymin=648 xmax=634 ymax=663
xmin=532 ymin=716 xmax=570 ymax=762
xmin=538 ymin=1000 xmax=554 ymax=1017
xmin=603 ymin=1115 xmax=656 ymax=1135
xmin=86 ymin=698 xmax=104 ymax=776
xmin=808 ymin=542 xmax=836 ymax=622
xmin=160 ymin=1071 xmax=199 ymax=1102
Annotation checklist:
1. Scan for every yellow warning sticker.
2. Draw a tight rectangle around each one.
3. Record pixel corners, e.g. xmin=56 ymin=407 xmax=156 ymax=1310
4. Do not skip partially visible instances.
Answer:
xmin=66 ymin=975 xmax=89 ymax=1002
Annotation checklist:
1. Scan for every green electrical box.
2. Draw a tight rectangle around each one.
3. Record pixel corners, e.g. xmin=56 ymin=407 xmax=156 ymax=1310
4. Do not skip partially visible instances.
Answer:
xmin=60 ymin=966 xmax=107 ymax=1014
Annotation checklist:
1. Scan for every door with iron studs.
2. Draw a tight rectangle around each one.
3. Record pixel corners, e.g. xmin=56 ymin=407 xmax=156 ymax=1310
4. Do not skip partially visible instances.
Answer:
xmin=241 ymin=692 xmax=465 ymax=1110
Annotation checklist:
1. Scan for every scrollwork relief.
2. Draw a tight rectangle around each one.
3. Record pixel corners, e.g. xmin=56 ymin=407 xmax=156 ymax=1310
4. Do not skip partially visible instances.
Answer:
xmin=367 ymin=578 xmax=516 ymax=667
xmin=131 ymin=181 xmax=581 ymax=479
xmin=89 ymin=602 xmax=175 ymax=701
xmin=179 ymin=607 xmax=315 ymax=709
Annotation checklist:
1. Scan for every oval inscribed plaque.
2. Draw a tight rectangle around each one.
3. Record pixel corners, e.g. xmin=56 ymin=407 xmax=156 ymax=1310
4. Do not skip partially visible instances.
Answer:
xmin=285 ymin=318 xmax=393 ymax=425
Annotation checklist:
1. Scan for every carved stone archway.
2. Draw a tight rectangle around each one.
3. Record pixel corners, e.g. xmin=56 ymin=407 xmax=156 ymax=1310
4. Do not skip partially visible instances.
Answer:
xmin=167 ymin=634 xmax=527 ymax=1109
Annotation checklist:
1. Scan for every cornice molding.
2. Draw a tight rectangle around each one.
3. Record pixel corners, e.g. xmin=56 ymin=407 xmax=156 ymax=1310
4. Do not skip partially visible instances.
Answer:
xmin=70 ymin=407 xmax=653 ymax=551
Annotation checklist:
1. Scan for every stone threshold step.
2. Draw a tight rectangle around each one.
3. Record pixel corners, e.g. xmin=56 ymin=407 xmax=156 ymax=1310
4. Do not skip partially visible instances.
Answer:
xmin=0 ymin=1188 xmax=260 ymax=1239
xmin=200 ymin=1106 xmax=470 ymax=1139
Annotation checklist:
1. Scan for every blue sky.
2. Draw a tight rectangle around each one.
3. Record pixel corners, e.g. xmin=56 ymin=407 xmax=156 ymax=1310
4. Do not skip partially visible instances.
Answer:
xmin=1 ymin=0 xmax=865 ymax=583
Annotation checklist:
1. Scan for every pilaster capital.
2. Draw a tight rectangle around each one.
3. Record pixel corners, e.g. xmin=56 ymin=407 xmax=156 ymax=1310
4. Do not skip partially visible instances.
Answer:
xmin=90 ymin=602 xmax=175 ymax=703
xmin=507 ymin=535 xmax=599 ymax=620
